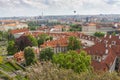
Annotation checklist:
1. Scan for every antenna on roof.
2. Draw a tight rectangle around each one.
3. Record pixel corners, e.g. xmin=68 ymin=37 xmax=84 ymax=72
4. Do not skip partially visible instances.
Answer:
xmin=42 ymin=12 xmax=44 ymax=19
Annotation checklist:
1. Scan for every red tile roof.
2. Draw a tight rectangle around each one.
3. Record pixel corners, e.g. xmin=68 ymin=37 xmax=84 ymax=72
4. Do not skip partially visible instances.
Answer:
xmin=78 ymin=42 xmax=117 ymax=71
xmin=84 ymin=43 xmax=108 ymax=56
xmin=14 ymin=51 xmax=24 ymax=62
xmin=41 ymin=38 xmax=68 ymax=48
xmin=10 ymin=28 xmax=29 ymax=34
xmin=14 ymin=47 xmax=39 ymax=63
xmin=101 ymin=35 xmax=120 ymax=45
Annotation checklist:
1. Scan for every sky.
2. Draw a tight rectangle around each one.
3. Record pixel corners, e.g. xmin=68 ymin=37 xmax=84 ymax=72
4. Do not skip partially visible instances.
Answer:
xmin=0 ymin=0 xmax=120 ymax=17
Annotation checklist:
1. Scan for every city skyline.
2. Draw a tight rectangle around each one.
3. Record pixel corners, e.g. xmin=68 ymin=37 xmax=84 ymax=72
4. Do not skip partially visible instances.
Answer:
xmin=0 ymin=0 xmax=120 ymax=17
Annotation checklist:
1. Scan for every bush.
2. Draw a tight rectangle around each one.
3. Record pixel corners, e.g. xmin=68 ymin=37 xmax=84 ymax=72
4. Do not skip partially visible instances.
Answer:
xmin=26 ymin=62 xmax=120 ymax=80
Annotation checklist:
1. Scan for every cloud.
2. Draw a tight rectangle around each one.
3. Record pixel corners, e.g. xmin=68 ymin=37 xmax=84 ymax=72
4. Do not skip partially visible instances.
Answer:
xmin=0 ymin=0 xmax=120 ymax=17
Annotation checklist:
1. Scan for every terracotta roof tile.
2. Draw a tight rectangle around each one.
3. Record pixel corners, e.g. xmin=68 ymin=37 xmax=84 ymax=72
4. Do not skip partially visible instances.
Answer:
xmin=10 ymin=28 xmax=29 ymax=34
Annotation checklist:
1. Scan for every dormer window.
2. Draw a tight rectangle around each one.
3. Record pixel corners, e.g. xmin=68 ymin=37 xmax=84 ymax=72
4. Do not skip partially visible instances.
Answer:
xmin=95 ymin=56 xmax=97 ymax=60
xmin=98 ymin=39 xmax=102 ymax=42
xmin=105 ymin=49 xmax=108 ymax=54
xmin=104 ymin=40 xmax=108 ymax=44
xmin=112 ymin=41 xmax=116 ymax=45
xmin=98 ymin=58 xmax=101 ymax=62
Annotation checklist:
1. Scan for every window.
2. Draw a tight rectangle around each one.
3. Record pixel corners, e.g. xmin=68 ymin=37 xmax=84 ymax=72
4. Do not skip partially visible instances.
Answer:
xmin=112 ymin=41 xmax=116 ymax=45
xmin=95 ymin=56 xmax=97 ymax=60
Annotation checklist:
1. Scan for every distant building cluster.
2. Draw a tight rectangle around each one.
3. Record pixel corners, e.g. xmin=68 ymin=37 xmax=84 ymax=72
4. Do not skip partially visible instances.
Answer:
xmin=0 ymin=20 xmax=28 ymax=31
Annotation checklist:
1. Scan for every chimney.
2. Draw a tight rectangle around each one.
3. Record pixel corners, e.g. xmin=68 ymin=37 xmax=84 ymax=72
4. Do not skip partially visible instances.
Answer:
xmin=119 ymin=36 xmax=120 ymax=39
xmin=105 ymin=44 xmax=108 ymax=48
xmin=104 ymin=34 xmax=107 ymax=38
xmin=109 ymin=45 xmax=111 ymax=48
xmin=109 ymin=35 xmax=112 ymax=39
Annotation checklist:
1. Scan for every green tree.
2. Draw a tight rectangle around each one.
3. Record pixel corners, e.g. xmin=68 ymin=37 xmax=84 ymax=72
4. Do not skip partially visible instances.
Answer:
xmin=37 ymin=34 xmax=46 ymax=47
xmin=94 ymin=32 xmax=105 ymax=38
xmin=7 ymin=40 xmax=17 ymax=55
xmin=37 ymin=34 xmax=52 ymax=47
xmin=27 ymin=35 xmax=38 ymax=46
xmin=40 ymin=47 xmax=54 ymax=61
xmin=52 ymin=50 xmax=91 ymax=73
xmin=68 ymin=36 xmax=81 ymax=50
xmin=0 ymin=56 xmax=3 ymax=64
xmin=69 ymin=24 xmax=82 ymax=31
xmin=49 ymin=36 xmax=53 ymax=41
xmin=28 ymin=21 xmax=39 ymax=30
xmin=8 ymin=33 xmax=15 ymax=41
xmin=112 ymin=32 xmax=116 ymax=36
xmin=0 ymin=31 xmax=8 ymax=41
xmin=24 ymin=47 xmax=36 ymax=66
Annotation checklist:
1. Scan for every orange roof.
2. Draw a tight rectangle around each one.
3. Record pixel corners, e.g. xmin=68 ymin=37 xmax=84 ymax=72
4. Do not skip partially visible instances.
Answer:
xmin=4 ymin=23 xmax=17 ymax=27
xmin=0 ymin=20 xmax=18 ymax=23
xmin=77 ymin=43 xmax=117 ymax=71
xmin=88 ymin=23 xmax=96 ymax=26
xmin=53 ymin=25 xmax=64 ymax=29
xmin=14 ymin=51 xmax=24 ymax=62
xmin=41 ymin=38 xmax=68 ymax=48
xmin=10 ymin=28 xmax=29 ymax=34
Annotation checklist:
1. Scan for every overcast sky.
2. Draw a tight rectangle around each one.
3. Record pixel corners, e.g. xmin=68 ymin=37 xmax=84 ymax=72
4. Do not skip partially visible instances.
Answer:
xmin=0 ymin=0 xmax=120 ymax=17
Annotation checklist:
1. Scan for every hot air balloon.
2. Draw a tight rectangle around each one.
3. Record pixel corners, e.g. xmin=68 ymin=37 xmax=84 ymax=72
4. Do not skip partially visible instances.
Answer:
xmin=74 ymin=11 xmax=76 ymax=14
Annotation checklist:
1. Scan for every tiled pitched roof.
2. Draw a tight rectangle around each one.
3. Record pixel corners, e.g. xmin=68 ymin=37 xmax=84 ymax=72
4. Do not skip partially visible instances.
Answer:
xmin=14 ymin=51 xmax=24 ymax=62
xmin=101 ymin=35 xmax=120 ymax=45
xmin=41 ymin=38 xmax=68 ymax=48
xmin=10 ymin=28 xmax=29 ymax=34
xmin=78 ymin=42 xmax=117 ymax=71
xmin=111 ymin=45 xmax=120 ymax=56
xmin=84 ymin=43 xmax=108 ymax=56
xmin=92 ymin=48 xmax=116 ymax=71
